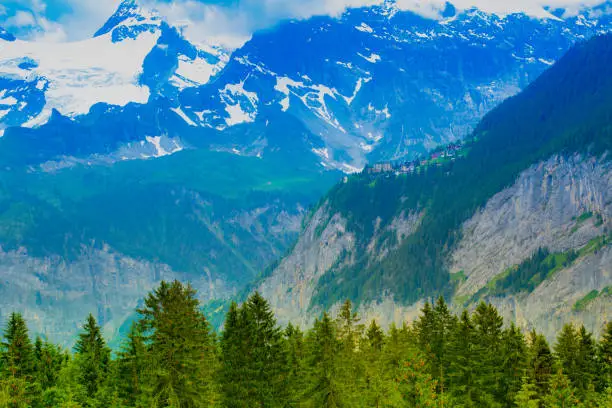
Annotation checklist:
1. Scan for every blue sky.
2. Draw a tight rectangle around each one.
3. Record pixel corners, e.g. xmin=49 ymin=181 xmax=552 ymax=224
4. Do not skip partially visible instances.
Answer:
xmin=0 ymin=1 xmax=606 ymax=44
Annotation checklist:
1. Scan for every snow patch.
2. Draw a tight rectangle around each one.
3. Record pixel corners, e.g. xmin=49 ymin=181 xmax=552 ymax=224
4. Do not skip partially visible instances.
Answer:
xmin=145 ymin=136 xmax=183 ymax=158
xmin=358 ymin=52 xmax=381 ymax=64
xmin=0 ymin=96 xmax=18 ymax=106
xmin=368 ymin=103 xmax=391 ymax=119
xmin=220 ymin=81 xmax=259 ymax=126
xmin=355 ymin=23 xmax=374 ymax=33
xmin=0 ymin=31 xmax=160 ymax=123
xmin=312 ymin=147 xmax=330 ymax=160
xmin=171 ymin=106 xmax=197 ymax=126
xmin=171 ymin=55 xmax=219 ymax=90
xmin=274 ymin=76 xmax=346 ymax=132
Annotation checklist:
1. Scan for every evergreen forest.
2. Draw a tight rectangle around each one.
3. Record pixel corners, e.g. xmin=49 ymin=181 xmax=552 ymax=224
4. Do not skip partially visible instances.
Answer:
xmin=0 ymin=280 xmax=610 ymax=407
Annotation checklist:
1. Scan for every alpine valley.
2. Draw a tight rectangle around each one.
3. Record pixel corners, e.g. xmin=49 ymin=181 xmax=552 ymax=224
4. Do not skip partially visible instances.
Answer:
xmin=0 ymin=0 xmax=611 ymax=344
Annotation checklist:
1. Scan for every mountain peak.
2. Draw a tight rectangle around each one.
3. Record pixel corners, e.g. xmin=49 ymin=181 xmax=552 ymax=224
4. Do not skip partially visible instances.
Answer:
xmin=94 ymin=0 xmax=161 ymax=41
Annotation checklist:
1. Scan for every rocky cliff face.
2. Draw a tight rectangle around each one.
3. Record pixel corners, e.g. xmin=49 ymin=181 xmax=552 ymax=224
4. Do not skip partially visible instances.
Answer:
xmin=256 ymin=204 xmax=422 ymax=327
xmin=259 ymin=154 xmax=612 ymax=340
xmin=452 ymin=154 xmax=611 ymax=296
xmin=257 ymin=205 xmax=356 ymax=327
xmin=450 ymin=154 xmax=611 ymax=337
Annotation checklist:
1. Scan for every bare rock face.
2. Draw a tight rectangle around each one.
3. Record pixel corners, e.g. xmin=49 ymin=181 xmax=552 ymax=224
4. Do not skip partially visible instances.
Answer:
xmin=258 ymin=204 xmax=423 ymax=326
xmin=452 ymin=154 xmax=611 ymax=297
xmin=257 ymin=205 xmax=356 ymax=327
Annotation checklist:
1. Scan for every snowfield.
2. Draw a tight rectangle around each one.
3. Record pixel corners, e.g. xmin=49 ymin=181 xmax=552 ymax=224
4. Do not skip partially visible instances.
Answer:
xmin=0 ymin=31 xmax=160 ymax=122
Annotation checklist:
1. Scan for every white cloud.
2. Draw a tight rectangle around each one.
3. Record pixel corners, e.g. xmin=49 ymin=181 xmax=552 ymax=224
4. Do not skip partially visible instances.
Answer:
xmin=57 ymin=1 xmax=121 ymax=40
xmin=142 ymin=0 xmax=382 ymax=48
xmin=149 ymin=0 xmax=609 ymax=48
xmin=1 ymin=0 xmax=609 ymax=45
xmin=396 ymin=0 xmax=608 ymax=18
xmin=0 ymin=0 xmax=119 ymax=42
xmin=6 ymin=10 xmax=38 ymax=27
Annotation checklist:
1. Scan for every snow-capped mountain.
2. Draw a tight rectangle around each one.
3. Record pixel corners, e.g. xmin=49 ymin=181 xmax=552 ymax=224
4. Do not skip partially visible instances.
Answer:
xmin=1 ymin=0 xmax=611 ymax=171
xmin=0 ymin=0 xmax=228 ymax=139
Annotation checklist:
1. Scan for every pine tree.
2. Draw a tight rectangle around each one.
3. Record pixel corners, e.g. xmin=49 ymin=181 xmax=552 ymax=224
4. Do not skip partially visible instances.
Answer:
xmin=309 ymin=312 xmax=341 ymax=408
xmin=447 ymin=310 xmax=478 ymax=406
xmin=116 ymin=322 xmax=149 ymax=407
xmin=430 ymin=296 xmax=456 ymax=390
xmin=245 ymin=291 xmax=289 ymax=407
xmin=575 ymin=325 xmax=598 ymax=395
xmin=366 ymin=320 xmax=384 ymax=352
xmin=0 ymin=313 xmax=39 ymax=408
xmin=472 ymin=302 xmax=504 ymax=404
xmin=500 ymin=323 xmax=527 ymax=406
xmin=363 ymin=320 xmax=403 ymax=408
xmin=555 ymin=323 xmax=580 ymax=391
xmin=34 ymin=336 xmax=66 ymax=391
xmin=398 ymin=346 xmax=446 ymax=407
xmin=543 ymin=368 xmax=580 ymax=408
xmin=1 ymin=313 xmax=35 ymax=379
xmin=220 ymin=301 xmax=250 ymax=408
xmin=527 ymin=330 xmax=554 ymax=396
xmin=413 ymin=301 xmax=435 ymax=355
xmin=334 ymin=300 xmax=366 ymax=406
xmin=73 ymin=313 xmax=111 ymax=400
xmin=285 ymin=323 xmax=308 ymax=407
xmin=515 ymin=376 xmax=541 ymax=408
xmin=336 ymin=300 xmax=362 ymax=351
xmin=138 ymin=280 xmax=217 ymax=407
xmin=599 ymin=322 xmax=612 ymax=391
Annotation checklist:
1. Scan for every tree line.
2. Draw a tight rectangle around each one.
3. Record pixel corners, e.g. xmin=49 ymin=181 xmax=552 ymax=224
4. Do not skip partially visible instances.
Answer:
xmin=0 ymin=280 xmax=610 ymax=407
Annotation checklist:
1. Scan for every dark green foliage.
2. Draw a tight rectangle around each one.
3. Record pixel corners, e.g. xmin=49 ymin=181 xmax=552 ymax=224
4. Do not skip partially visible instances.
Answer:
xmin=308 ymin=312 xmax=342 ymax=408
xmin=138 ymin=280 xmax=217 ymax=407
xmin=116 ymin=323 xmax=148 ymax=406
xmin=219 ymin=293 xmax=289 ymax=408
xmin=600 ymin=322 xmax=612 ymax=391
xmin=34 ymin=336 xmax=67 ymax=391
xmin=0 ymin=313 xmax=39 ymax=407
xmin=1 ymin=288 xmax=611 ymax=407
xmin=500 ymin=324 xmax=527 ymax=405
xmin=527 ymin=330 xmax=555 ymax=396
xmin=284 ymin=323 xmax=308 ymax=406
xmin=1 ymin=313 xmax=35 ymax=380
xmin=73 ymin=314 xmax=111 ymax=399
xmin=480 ymin=248 xmax=579 ymax=298
xmin=555 ymin=324 xmax=600 ymax=397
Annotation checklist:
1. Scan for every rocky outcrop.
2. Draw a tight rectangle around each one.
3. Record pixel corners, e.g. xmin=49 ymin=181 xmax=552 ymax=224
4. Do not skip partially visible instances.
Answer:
xmin=257 ymin=204 xmax=423 ymax=326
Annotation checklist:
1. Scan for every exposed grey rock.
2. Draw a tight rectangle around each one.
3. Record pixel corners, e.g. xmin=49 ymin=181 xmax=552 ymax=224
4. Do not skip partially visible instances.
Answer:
xmin=452 ymin=154 xmax=611 ymax=297
xmin=257 ymin=204 xmax=356 ymax=327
